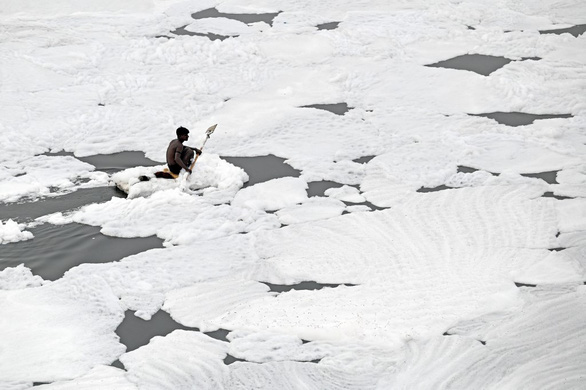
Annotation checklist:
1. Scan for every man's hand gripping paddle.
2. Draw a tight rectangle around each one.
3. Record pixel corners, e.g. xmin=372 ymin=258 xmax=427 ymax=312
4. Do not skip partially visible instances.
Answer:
xmin=179 ymin=124 xmax=217 ymax=191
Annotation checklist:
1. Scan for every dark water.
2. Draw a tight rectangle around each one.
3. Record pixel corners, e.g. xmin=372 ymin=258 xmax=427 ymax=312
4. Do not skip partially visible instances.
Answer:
xmin=262 ymin=281 xmax=357 ymax=293
xmin=77 ymin=151 xmax=160 ymax=173
xmin=191 ymin=8 xmax=281 ymax=26
xmin=0 ymin=187 xmax=124 ymax=222
xmin=539 ymin=24 xmax=586 ymax=38
xmin=170 ymin=7 xmax=281 ymax=40
xmin=221 ymin=154 xmax=301 ymax=186
xmin=171 ymin=26 xmax=231 ymax=41
xmin=317 ymin=22 xmax=340 ymax=30
xmin=4 ymin=152 xmax=375 ymax=355
xmin=301 ymin=102 xmax=353 ymax=115
xmin=307 ymin=180 xmax=345 ymax=197
xmin=418 ymin=167 xmax=564 ymax=195
xmin=0 ymin=222 xmax=163 ymax=280
xmin=470 ymin=112 xmax=573 ymax=126
xmin=113 ymin=309 xmax=231 ymax=369
xmin=0 ymin=152 xmax=163 ymax=280
xmin=426 ymin=54 xmax=513 ymax=76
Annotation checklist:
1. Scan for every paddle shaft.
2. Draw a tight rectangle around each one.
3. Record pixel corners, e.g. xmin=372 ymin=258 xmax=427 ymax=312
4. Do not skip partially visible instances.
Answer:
xmin=187 ymin=135 xmax=210 ymax=174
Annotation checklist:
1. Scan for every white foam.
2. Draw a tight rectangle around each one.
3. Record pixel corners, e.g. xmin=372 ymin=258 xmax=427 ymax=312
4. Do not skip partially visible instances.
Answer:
xmin=556 ymin=198 xmax=586 ymax=233
xmin=231 ymin=177 xmax=308 ymax=211
xmin=111 ymin=153 xmax=248 ymax=201
xmin=63 ymin=234 xmax=260 ymax=319
xmin=0 ymin=264 xmax=44 ymax=290
xmin=34 ymin=366 xmax=135 ymax=390
xmin=0 ymin=156 xmax=106 ymax=203
xmin=166 ymin=186 xmax=576 ymax=350
xmin=119 ymin=330 xmax=228 ymax=389
xmin=185 ymin=18 xmax=254 ymax=36
xmin=0 ymin=275 xmax=125 ymax=383
xmin=324 ymin=185 xmax=365 ymax=203
xmin=1 ymin=0 xmax=585 ymax=386
xmin=276 ymin=197 xmax=346 ymax=225
xmin=68 ymin=188 xmax=279 ymax=245
xmin=383 ymin=285 xmax=586 ymax=389
xmin=0 ymin=219 xmax=33 ymax=244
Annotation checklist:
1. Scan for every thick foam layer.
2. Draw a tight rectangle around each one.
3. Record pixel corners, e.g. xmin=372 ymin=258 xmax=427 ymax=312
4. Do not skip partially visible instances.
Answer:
xmin=1 ymin=0 xmax=584 ymax=387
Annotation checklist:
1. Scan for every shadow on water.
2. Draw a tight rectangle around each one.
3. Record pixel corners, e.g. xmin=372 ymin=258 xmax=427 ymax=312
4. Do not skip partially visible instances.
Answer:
xmin=0 ymin=223 xmax=163 ymax=280
xmin=470 ymin=112 xmax=573 ymax=126
xmin=221 ymin=155 xmax=301 ymax=187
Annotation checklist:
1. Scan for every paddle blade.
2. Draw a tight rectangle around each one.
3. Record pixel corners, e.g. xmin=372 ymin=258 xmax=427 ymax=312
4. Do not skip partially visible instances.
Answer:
xmin=206 ymin=124 xmax=217 ymax=137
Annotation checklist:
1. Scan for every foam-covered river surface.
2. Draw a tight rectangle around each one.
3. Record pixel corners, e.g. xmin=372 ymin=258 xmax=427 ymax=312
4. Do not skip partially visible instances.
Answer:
xmin=1 ymin=1 xmax=585 ymax=389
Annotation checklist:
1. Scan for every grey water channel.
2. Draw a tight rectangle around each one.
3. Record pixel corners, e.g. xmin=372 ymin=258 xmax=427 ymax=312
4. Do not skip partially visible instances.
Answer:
xmin=170 ymin=7 xmax=281 ymax=40
xmin=0 ymin=151 xmax=164 ymax=281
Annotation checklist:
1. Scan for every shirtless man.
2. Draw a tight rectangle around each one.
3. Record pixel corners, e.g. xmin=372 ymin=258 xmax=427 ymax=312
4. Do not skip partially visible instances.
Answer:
xmin=166 ymin=126 xmax=202 ymax=175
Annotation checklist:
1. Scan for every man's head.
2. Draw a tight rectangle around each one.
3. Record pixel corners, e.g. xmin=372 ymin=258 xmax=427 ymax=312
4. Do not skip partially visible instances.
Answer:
xmin=176 ymin=126 xmax=189 ymax=141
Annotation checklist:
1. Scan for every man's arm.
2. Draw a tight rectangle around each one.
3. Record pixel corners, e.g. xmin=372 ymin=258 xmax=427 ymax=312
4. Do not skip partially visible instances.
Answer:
xmin=174 ymin=148 xmax=191 ymax=173
xmin=186 ymin=146 xmax=202 ymax=155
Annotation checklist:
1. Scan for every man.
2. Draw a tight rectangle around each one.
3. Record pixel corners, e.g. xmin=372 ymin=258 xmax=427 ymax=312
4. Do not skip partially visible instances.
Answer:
xmin=166 ymin=126 xmax=202 ymax=175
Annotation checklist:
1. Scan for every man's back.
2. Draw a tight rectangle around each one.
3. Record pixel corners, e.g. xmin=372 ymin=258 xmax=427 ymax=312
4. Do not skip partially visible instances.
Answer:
xmin=166 ymin=139 xmax=183 ymax=166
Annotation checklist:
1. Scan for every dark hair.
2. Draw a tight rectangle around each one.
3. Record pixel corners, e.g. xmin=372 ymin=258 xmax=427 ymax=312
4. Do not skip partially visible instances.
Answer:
xmin=176 ymin=126 xmax=189 ymax=137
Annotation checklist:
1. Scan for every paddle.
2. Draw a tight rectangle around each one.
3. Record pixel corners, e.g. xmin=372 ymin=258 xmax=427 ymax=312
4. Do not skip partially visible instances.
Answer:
xmin=179 ymin=124 xmax=217 ymax=191
xmin=187 ymin=124 xmax=217 ymax=176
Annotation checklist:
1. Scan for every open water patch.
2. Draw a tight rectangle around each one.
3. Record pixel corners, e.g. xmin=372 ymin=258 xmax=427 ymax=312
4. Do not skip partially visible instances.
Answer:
xmin=44 ymin=150 xmax=160 ymax=174
xmin=224 ymin=354 xmax=247 ymax=365
xmin=76 ymin=151 xmax=160 ymax=174
xmin=191 ymin=8 xmax=281 ymax=26
xmin=521 ymin=171 xmax=558 ymax=185
xmin=457 ymin=165 xmax=480 ymax=174
xmin=307 ymin=181 xmax=346 ymax=197
xmin=0 ymin=187 xmax=124 ymax=222
xmin=316 ymin=22 xmax=340 ymax=30
xmin=426 ymin=54 xmax=513 ymax=76
xmin=221 ymin=155 xmax=301 ymax=187
xmin=539 ymin=24 xmax=586 ymax=37
xmin=417 ymin=185 xmax=452 ymax=193
xmin=115 ymin=310 xmax=193 ymax=353
xmin=0 ymin=223 xmax=163 ymax=280
xmin=115 ymin=309 xmax=231 ymax=357
xmin=515 ymin=282 xmax=538 ymax=288
xmin=171 ymin=8 xmax=281 ymax=40
xmin=542 ymin=192 xmax=573 ymax=201
xmin=353 ymin=155 xmax=376 ymax=164
xmin=470 ymin=112 xmax=573 ymax=126
xmin=171 ymin=26 xmax=231 ymax=41
xmin=261 ymin=281 xmax=357 ymax=293
xmin=300 ymin=102 xmax=353 ymax=116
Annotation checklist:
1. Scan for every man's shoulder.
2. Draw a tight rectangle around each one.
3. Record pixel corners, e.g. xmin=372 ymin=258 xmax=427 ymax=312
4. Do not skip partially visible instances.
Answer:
xmin=168 ymin=139 xmax=183 ymax=149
